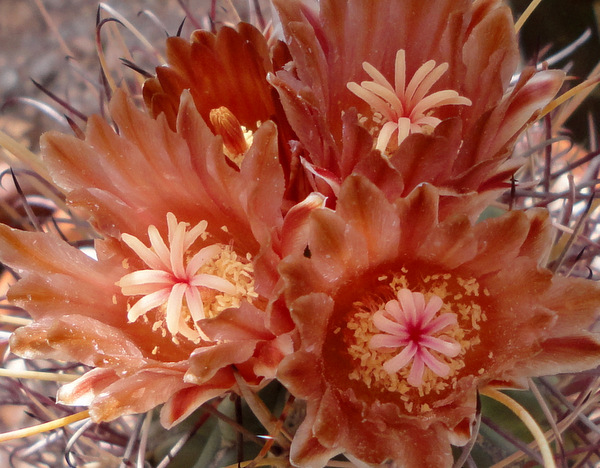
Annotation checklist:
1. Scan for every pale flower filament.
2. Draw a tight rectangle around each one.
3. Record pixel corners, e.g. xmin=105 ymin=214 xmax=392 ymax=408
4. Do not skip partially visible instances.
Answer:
xmin=347 ymin=49 xmax=472 ymax=153
xmin=117 ymin=213 xmax=237 ymax=341
xmin=369 ymin=288 xmax=461 ymax=387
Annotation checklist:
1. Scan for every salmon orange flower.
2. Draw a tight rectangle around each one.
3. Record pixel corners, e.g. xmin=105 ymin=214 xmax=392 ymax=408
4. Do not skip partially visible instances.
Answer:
xmin=1 ymin=2 xmax=597 ymax=466
xmin=0 ymin=89 xmax=292 ymax=427
xmin=271 ymin=0 xmax=564 ymax=199
xmin=142 ymin=23 xmax=299 ymax=193
xmin=278 ymin=175 xmax=600 ymax=467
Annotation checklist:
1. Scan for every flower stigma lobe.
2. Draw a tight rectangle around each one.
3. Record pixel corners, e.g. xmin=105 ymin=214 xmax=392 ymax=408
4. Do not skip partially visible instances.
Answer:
xmin=369 ymin=289 xmax=461 ymax=387
xmin=117 ymin=212 xmax=257 ymax=344
xmin=347 ymin=49 xmax=472 ymax=154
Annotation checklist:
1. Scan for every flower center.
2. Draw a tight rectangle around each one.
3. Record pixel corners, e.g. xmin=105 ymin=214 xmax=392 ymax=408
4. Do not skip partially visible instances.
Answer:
xmin=369 ymin=289 xmax=461 ymax=387
xmin=116 ymin=212 xmax=257 ymax=344
xmin=209 ymin=106 xmax=254 ymax=166
xmin=344 ymin=268 xmax=487 ymax=414
xmin=346 ymin=49 xmax=472 ymax=154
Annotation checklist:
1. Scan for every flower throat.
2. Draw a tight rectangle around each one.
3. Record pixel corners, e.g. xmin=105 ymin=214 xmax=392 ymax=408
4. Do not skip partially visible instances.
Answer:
xmin=341 ymin=266 xmax=488 ymax=414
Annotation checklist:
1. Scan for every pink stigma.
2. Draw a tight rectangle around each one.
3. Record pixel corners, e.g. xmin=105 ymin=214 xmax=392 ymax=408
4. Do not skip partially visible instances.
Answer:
xmin=369 ymin=288 xmax=461 ymax=387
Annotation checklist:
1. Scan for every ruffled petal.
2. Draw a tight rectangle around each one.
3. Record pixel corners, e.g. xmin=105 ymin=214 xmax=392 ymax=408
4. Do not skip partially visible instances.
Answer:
xmin=57 ymin=368 xmax=120 ymax=407
xmin=10 ymin=315 xmax=145 ymax=367
xmin=161 ymin=369 xmax=236 ymax=428
xmin=88 ymin=366 xmax=189 ymax=422
xmin=187 ymin=341 xmax=257 ymax=383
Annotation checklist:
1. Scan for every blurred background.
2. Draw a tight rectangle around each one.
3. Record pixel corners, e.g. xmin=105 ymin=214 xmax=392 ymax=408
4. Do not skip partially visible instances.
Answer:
xmin=511 ymin=0 xmax=600 ymax=142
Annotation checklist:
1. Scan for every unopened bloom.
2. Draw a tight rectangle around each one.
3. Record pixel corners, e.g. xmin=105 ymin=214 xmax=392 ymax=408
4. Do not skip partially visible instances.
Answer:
xmin=142 ymin=23 xmax=298 ymax=180
xmin=278 ymin=175 xmax=600 ymax=467
xmin=1 ymin=90 xmax=292 ymax=426
xmin=143 ymin=24 xmax=279 ymax=131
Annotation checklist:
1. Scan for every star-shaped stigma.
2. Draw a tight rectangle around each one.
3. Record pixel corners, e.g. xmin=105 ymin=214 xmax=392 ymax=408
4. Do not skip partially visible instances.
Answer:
xmin=117 ymin=213 xmax=237 ymax=341
xmin=347 ymin=49 xmax=472 ymax=153
xmin=369 ymin=289 xmax=461 ymax=387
